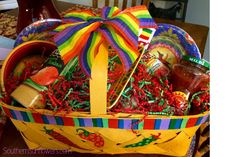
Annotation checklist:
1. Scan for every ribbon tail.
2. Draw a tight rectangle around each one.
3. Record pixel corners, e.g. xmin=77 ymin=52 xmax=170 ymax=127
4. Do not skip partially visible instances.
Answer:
xmin=53 ymin=22 xmax=85 ymax=32
xmin=80 ymin=32 xmax=104 ymax=77
xmin=98 ymin=26 xmax=139 ymax=72
xmin=53 ymin=21 xmax=101 ymax=64
xmin=122 ymin=6 xmax=157 ymax=28
xmin=63 ymin=10 xmax=96 ymax=22
xmin=101 ymin=6 xmax=121 ymax=18
xmin=104 ymin=12 xmax=140 ymax=48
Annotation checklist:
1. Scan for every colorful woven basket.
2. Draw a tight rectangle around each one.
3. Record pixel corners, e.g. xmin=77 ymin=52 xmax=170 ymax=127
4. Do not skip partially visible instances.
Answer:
xmin=0 ymin=102 xmax=209 ymax=156
xmin=0 ymin=6 xmax=209 ymax=157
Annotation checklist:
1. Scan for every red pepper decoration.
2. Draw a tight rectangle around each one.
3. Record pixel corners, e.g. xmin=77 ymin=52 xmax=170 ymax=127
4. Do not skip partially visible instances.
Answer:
xmin=43 ymin=126 xmax=92 ymax=151
xmin=76 ymin=128 xmax=104 ymax=148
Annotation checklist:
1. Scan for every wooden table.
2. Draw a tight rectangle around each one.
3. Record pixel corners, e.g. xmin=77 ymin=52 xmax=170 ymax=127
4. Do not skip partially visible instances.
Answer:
xmin=0 ymin=1 xmax=209 ymax=157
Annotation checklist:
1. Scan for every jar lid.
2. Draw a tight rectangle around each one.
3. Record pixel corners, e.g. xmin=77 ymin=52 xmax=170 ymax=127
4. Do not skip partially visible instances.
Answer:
xmin=182 ymin=55 xmax=210 ymax=69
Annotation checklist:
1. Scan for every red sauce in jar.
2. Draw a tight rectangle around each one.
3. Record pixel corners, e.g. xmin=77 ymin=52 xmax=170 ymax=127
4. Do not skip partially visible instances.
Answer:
xmin=171 ymin=56 xmax=209 ymax=95
xmin=170 ymin=55 xmax=209 ymax=115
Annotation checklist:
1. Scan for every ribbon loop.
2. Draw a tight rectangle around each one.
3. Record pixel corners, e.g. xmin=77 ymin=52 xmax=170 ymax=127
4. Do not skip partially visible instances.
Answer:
xmin=53 ymin=6 xmax=157 ymax=76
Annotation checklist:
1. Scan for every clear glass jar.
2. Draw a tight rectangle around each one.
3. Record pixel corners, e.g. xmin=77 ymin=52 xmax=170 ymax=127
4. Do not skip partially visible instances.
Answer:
xmin=171 ymin=55 xmax=209 ymax=95
xmin=170 ymin=55 xmax=210 ymax=115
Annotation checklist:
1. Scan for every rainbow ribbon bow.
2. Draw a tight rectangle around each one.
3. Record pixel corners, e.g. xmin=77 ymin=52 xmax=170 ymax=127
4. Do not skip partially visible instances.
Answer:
xmin=53 ymin=6 xmax=157 ymax=76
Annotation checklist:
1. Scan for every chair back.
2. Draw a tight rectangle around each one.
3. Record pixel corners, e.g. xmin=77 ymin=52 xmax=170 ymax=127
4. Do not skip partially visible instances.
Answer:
xmin=92 ymin=0 xmax=150 ymax=10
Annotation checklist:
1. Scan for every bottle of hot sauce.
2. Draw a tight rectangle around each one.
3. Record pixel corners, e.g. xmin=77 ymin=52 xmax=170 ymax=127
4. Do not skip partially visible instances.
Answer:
xmin=170 ymin=55 xmax=210 ymax=115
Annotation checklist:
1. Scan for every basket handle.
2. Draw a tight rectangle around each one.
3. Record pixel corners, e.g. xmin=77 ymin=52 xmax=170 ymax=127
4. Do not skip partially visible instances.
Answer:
xmin=90 ymin=42 xmax=108 ymax=115
xmin=89 ymin=44 xmax=146 ymax=115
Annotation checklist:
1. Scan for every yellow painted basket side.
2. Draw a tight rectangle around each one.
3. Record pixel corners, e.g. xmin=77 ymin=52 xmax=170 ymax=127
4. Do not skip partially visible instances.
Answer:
xmin=1 ymin=101 xmax=209 ymax=156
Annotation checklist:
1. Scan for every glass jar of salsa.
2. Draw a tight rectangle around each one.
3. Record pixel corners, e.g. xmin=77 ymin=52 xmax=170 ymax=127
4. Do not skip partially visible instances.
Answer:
xmin=170 ymin=55 xmax=210 ymax=115
xmin=171 ymin=55 xmax=209 ymax=95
